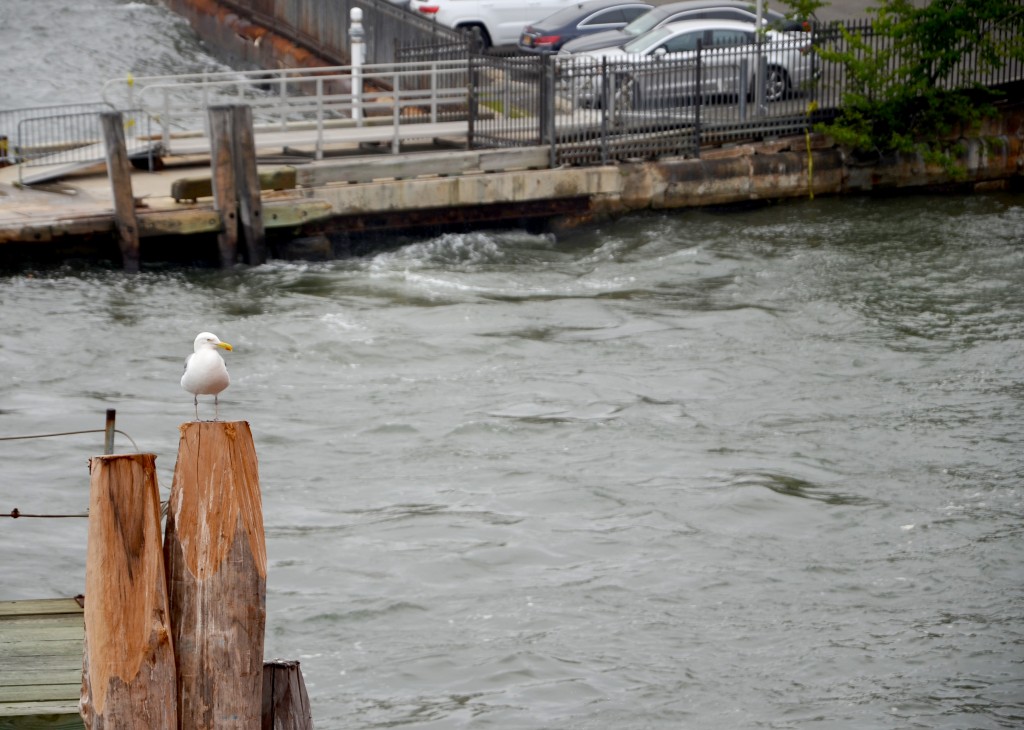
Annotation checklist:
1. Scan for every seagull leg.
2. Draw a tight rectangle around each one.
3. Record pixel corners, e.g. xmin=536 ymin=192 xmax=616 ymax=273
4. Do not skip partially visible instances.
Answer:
xmin=194 ymin=395 xmax=199 ymax=421
xmin=214 ymin=394 xmax=220 ymax=421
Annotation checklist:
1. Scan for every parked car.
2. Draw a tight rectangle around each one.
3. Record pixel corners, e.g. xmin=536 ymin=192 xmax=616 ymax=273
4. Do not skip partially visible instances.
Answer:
xmin=558 ymin=0 xmax=806 ymax=55
xmin=517 ymin=0 xmax=653 ymax=55
xmin=563 ymin=19 xmax=814 ymax=109
xmin=410 ymin=0 xmax=583 ymax=48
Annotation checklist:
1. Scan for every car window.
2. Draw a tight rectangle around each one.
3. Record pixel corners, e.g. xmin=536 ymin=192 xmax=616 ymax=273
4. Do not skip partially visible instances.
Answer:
xmin=713 ymin=9 xmax=756 ymax=22
xmin=709 ymin=29 xmax=753 ymax=47
xmin=583 ymin=9 xmax=628 ymax=26
xmin=622 ymin=7 xmax=650 ymax=23
xmin=624 ymin=25 xmax=673 ymax=53
xmin=661 ymin=30 xmax=703 ymax=53
xmin=663 ymin=10 xmax=699 ymax=25
xmin=623 ymin=7 xmax=674 ymax=36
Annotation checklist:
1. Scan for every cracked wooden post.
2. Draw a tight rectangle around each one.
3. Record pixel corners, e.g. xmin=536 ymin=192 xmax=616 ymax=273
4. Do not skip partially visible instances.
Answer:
xmin=231 ymin=104 xmax=267 ymax=266
xmin=208 ymin=105 xmax=239 ymax=269
xmin=100 ymin=111 xmax=140 ymax=273
xmin=164 ymin=421 xmax=266 ymax=730
xmin=262 ymin=660 xmax=313 ymax=730
xmin=81 ymin=453 xmax=177 ymax=729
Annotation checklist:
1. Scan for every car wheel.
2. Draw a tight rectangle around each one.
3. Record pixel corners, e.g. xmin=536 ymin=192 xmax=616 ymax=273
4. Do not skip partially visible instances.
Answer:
xmin=763 ymin=66 xmax=790 ymax=102
xmin=613 ymin=76 xmax=639 ymax=113
xmin=459 ymin=23 xmax=492 ymax=50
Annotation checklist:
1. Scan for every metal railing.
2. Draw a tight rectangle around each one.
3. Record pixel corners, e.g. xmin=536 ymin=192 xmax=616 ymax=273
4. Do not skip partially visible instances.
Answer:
xmin=471 ymin=30 xmax=834 ymax=166
xmin=5 ymin=17 xmax=1020 ymax=183
xmin=205 ymin=0 xmax=464 ymax=65
xmin=469 ymin=15 xmax=1023 ymax=166
xmin=0 ymin=102 xmax=114 ymax=166
xmin=8 ymin=108 xmax=155 ymax=184
xmin=100 ymin=60 xmax=471 ymax=157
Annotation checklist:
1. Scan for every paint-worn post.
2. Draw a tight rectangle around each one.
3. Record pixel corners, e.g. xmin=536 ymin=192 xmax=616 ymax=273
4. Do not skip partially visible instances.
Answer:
xmin=262 ymin=660 xmax=314 ymax=730
xmin=164 ymin=421 xmax=266 ymax=730
xmin=231 ymin=104 xmax=267 ymax=266
xmin=103 ymin=408 xmax=116 ymax=455
xmin=208 ymin=105 xmax=239 ymax=268
xmin=99 ymin=111 xmax=140 ymax=273
xmin=81 ymin=452 xmax=177 ymax=729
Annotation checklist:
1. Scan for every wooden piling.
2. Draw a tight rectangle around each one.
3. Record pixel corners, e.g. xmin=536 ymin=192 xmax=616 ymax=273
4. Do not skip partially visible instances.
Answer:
xmin=164 ymin=421 xmax=267 ymax=730
xmin=231 ymin=104 xmax=267 ymax=266
xmin=208 ymin=105 xmax=239 ymax=269
xmin=81 ymin=453 xmax=177 ymax=729
xmin=99 ymin=112 xmax=140 ymax=273
xmin=262 ymin=661 xmax=313 ymax=730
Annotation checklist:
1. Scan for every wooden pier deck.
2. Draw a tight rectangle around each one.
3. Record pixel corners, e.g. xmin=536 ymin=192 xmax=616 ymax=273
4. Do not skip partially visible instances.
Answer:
xmin=0 ymin=598 xmax=85 ymax=730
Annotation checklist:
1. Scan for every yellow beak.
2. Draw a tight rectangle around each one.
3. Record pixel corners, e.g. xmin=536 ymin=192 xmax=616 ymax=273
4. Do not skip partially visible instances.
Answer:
xmin=218 ymin=341 xmax=233 ymax=351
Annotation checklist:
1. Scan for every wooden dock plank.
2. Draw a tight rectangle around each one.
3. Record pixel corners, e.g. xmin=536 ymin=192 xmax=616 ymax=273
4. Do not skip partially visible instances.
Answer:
xmin=0 ymin=599 xmax=84 ymax=729
xmin=0 ymin=706 xmax=84 ymax=730
xmin=0 ymin=600 xmax=82 ymax=618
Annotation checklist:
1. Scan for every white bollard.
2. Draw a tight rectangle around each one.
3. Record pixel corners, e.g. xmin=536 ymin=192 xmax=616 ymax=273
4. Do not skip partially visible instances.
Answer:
xmin=350 ymin=8 xmax=365 ymax=124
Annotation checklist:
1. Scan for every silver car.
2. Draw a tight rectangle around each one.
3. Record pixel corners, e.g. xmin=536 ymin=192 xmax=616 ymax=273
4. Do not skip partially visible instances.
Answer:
xmin=563 ymin=19 xmax=815 ymax=109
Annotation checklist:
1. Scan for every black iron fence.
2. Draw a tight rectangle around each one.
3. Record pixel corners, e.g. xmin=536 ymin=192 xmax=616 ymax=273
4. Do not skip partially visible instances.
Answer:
xmin=462 ymin=17 xmax=1023 ymax=166
xmin=814 ymin=17 xmax=1024 ymax=93
xmin=470 ymin=29 xmax=835 ymax=165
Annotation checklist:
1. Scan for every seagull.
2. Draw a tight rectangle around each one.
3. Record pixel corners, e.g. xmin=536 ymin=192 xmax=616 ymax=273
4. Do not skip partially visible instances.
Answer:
xmin=181 ymin=332 xmax=233 ymax=421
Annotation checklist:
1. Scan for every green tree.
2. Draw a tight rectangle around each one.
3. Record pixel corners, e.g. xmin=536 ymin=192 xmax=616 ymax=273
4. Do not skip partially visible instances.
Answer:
xmin=809 ymin=0 xmax=1023 ymax=173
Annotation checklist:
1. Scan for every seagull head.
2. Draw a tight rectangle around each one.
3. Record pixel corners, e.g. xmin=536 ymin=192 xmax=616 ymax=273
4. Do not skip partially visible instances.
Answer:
xmin=194 ymin=331 xmax=233 ymax=352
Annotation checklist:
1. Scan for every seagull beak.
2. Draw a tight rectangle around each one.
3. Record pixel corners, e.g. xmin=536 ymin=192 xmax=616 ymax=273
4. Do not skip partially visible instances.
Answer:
xmin=218 ymin=341 xmax=234 ymax=351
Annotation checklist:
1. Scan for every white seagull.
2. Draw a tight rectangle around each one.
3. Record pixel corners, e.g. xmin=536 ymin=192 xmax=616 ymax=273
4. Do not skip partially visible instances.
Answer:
xmin=181 ymin=332 xmax=233 ymax=421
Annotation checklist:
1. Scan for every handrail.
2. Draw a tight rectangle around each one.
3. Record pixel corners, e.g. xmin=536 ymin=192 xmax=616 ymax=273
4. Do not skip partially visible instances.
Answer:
xmin=100 ymin=60 xmax=473 ymax=159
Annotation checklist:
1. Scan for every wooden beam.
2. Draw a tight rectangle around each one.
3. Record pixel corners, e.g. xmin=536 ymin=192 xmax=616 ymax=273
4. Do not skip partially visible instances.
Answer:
xmin=208 ymin=105 xmax=239 ymax=269
xmin=99 ymin=112 xmax=140 ymax=273
xmin=164 ymin=421 xmax=266 ymax=730
xmin=231 ymin=105 xmax=267 ymax=265
xmin=80 ymin=453 xmax=177 ymax=729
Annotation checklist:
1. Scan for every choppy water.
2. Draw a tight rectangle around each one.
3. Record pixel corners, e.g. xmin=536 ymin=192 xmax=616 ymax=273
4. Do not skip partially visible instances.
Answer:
xmin=3 ymin=1 xmax=1024 ymax=728
xmin=3 ymin=195 xmax=1024 ymax=729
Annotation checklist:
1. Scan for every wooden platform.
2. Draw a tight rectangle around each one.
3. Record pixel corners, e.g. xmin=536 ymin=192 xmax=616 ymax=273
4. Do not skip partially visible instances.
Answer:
xmin=0 ymin=598 xmax=85 ymax=730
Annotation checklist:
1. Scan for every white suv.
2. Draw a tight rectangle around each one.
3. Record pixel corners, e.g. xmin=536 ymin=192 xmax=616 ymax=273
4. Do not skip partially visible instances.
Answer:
xmin=409 ymin=0 xmax=582 ymax=48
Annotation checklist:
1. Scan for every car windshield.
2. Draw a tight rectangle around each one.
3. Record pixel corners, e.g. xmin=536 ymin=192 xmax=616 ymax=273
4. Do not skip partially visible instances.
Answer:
xmin=622 ymin=25 xmax=674 ymax=53
xmin=620 ymin=6 xmax=672 ymax=37
xmin=540 ymin=3 xmax=605 ymax=26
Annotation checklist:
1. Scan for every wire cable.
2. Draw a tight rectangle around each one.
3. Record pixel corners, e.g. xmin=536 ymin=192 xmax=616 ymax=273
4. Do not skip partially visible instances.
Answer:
xmin=0 ymin=428 xmax=140 ymax=452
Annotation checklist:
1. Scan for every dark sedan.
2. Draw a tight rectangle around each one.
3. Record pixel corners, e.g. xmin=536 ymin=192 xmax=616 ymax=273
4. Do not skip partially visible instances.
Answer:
xmin=518 ymin=0 xmax=653 ymax=54
xmin=558 ymin=0 xmax=807 ymax=55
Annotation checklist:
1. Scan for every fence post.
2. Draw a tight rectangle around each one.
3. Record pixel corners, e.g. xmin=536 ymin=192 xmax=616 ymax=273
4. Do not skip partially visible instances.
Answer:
xmin=600 ymin=57 xmax=609 ymax=165
xmin=99 ymin=111 xmax=140 ymax=273
xmin=208 ymin=105 xmax=239 ymax=268
xmin=694 ymin=42 xmax=702 ymax=158
xmin=164 ymin=420 xmax=267 ymax=730
xmin=467 ymin=53 xmax=477 ymax=149
xmin=81 ymin=453 xmax=177 ymax=729
xmin=543 ymin=54 xmax=557 ymax=168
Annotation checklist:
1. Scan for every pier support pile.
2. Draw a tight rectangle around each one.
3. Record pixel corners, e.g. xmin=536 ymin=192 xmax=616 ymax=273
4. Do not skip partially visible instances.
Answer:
xmin=81 ymin=422 xmax=312 ymax=730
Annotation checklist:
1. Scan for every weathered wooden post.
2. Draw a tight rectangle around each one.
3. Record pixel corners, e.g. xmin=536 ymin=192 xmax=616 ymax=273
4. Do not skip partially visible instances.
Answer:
xmin=231 ymin=104 xmax=267 ymax=266
xmin=99 ymin=111 xmax=140 ymax=273
xmin=81 ymin=453 xmax=177 ymax=729
xmin=164 ymin=421 xmax=266 ymax=729
xmin=208 ymin=105 xmax=239 ymax=269
xmin=262 ymin=660 xmax=314 ymax=730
